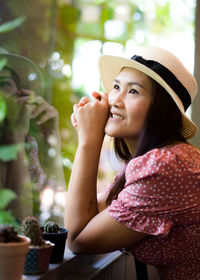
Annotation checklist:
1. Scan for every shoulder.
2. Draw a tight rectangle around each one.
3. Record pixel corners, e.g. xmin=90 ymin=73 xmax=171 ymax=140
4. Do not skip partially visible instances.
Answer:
xmin=125 ymin=143 xmax=200 ymax=182
xmin=125 ymin=146 xmax=173 ymax=178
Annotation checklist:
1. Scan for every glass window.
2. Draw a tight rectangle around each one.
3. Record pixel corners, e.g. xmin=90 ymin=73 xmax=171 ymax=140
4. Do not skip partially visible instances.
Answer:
xmin=0 ymin=0 xmax=196 ymax=229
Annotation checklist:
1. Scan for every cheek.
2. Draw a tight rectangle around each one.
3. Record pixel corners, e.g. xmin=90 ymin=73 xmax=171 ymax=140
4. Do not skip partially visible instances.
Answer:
xmin=1 ymin=89 xmax=15 ymax=97
xmin=108 ymin=92 xmax=114 ymax=105
xmin=128 ymin=100 xmax=150 ymax=122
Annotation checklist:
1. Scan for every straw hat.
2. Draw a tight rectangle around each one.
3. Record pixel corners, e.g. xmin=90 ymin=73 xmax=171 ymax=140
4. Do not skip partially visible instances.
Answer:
xmin=99 ymin=46 xmax=198 ymax=139
xmin=0 ymin=48 xmax=44 ymax=95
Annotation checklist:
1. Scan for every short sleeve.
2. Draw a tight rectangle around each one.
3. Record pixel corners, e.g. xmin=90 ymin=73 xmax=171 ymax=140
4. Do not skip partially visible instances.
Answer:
xmin=107 ymin=147 xmax=199 ymax=237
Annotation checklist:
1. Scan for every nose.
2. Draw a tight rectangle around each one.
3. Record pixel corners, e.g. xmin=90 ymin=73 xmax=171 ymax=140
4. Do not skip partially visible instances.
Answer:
xmin=109 ymin=90 xmax=125 ymax=108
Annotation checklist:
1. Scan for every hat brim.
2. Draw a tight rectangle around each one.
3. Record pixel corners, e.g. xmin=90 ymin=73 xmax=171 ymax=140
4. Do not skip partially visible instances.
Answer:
xmin=0 ymin=53 xmax=44 ymax=95
xmin=99 ymin=55 xmax=197 ymax=140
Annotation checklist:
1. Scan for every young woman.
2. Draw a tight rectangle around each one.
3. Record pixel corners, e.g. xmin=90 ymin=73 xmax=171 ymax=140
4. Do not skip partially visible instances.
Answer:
xmin=0 ymin=48 xmax=65 ymax=221
xmin=65 ymin=46 xmax=200 ymax=280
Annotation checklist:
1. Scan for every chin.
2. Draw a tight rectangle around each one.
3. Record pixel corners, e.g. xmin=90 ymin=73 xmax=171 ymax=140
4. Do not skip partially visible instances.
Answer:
xmin=105 ymin=126 xmax=117 ymax=138
xmin=105 ymin=130 xmax=124 ymax=139
xmin=105 ymin=131 xmax=116 ymax=138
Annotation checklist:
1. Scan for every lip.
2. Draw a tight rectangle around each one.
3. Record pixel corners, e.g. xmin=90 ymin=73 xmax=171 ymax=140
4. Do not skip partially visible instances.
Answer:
xmin=109 ymin=110 xmax=124 ymax=121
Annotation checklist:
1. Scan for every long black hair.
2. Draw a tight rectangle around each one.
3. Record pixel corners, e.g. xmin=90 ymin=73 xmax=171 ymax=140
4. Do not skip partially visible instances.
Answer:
xmin=106 ymin=80 xmax=187 ymax=205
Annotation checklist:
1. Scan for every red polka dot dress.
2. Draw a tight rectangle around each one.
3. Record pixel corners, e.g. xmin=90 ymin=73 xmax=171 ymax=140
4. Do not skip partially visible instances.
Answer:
xmin=106 ymin=143 xmax=200 ymax=280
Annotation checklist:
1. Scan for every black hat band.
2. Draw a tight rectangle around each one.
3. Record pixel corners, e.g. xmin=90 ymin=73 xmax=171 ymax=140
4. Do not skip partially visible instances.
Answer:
xmin=131 ymin=55 xmax=191 ymax=111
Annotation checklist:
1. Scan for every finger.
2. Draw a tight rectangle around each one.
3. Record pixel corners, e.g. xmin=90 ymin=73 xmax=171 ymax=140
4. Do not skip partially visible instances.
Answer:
xmin=15 ymin=90 xmax=36 ymax=103
xmin=16 ymin=96 xmax=30 ymax=104
xmin=71 ymin=113 xmax=77 ymax=127
xmin=37 ymin=111 xmax=55 ymax=125
xmin=79 ymin=96 xmax=89 ymax=102
xmin=30 ymin=103 xmax=46 ymax=119
xmin=26 ymin=92 xmax=37 ymax=104
xmin=73 ymin=104 xmax=79 ymax=113
xmin=33 ymin=96 xmax=43 ymax=105
xmin=79 ymin=96 xmax=90 ymax=106
xmin=20 ymin=89 xmax=35 ymax=95
xmin=92 ymin=91 xmax=102 ymax=101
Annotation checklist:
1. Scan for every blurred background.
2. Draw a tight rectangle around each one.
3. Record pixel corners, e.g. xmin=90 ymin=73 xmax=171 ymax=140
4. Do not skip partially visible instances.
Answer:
xmin=0 ymin=0 xmax=199 ymax=227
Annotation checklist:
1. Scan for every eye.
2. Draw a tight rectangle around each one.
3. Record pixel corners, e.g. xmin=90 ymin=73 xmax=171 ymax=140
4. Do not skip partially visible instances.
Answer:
xmin=113 ymin=84 xmax=120 ymax=90
xmin=129 ymin=88 xmax=139 ymax=95
xmin=0 ymin=81 xmax=12 ymax=87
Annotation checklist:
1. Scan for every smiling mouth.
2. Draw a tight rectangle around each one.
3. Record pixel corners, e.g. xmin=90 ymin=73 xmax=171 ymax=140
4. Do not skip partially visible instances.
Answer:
xmin=110 ymin=113 xmax=124 ymax=120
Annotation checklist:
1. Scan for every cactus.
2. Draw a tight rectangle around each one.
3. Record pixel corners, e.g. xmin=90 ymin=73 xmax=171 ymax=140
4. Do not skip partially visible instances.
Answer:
xmin=0 ymin=224 xmax=20 ymax=243
xmin=44 ymin=221 xmax=59 ymax=233
xmin=21 ymin=216 xmax=45 ymax=246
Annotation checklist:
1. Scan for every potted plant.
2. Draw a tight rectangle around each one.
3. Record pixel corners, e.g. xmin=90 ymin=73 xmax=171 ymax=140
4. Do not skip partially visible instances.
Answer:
xmin=21 ymin=216 xmax=54 ymax=275
xmin=0 ymin=224 xmax=30 ymax=280
xmin=41 ymin=221 xmax=68 ymax=263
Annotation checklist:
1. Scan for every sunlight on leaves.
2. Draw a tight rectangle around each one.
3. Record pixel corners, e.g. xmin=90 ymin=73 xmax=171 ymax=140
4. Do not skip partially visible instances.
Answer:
xmin=0 ymin=16 xmax=26 ymax=34
xmin=0 ymin=189 xmax=17 ymax=210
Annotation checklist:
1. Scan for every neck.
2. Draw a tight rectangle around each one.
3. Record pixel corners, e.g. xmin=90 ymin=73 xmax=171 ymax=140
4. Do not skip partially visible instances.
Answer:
xmin=124 ymin=138 xmax=138 ymax=156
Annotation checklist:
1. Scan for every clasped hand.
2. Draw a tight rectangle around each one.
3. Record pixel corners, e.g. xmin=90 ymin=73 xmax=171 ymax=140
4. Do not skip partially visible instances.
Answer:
xmin=5 ymin=89 xmax=58 ymax=140
xmin=71 ymin=92 xmax=109 ymax=144
xmin=16 ymin=89 xmax=58 ymax=125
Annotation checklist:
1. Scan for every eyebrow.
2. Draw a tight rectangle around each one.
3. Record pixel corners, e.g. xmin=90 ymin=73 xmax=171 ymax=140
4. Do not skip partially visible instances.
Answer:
xmin=114 ymin=79 xmax=146 ymax=89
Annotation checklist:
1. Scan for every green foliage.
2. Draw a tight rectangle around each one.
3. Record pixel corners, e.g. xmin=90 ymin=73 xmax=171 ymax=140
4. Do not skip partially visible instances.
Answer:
xmin=0 ymin=143 xmax=23 ymax=161
xmin=0 ymin=95 xmax=7 ymax=122
xmin=44 ymin=221 xmax=59 ymax=233
xmin=0 ymin=211 xmax=19 ymax=228
xmin=0 ymin=224 xmax=20 ymax=243
xmin=0 ymin=58 xmax=7 ymax=71
xmin=101 ymin=3 xmax=114 ymax=23
xmin=0 ymin=189 xmax=20 ymax=230
xmin=0 ymin=16 xmax=26 ymax=34
xmin=94 ymin=0 xmax=107 ymax=4
xmin=21 ymin=216 xmax=45 ymax=246
xmin=77 ymin=22 xmax=102 ymax=38
xmin=154 ymin=1 xmax=171 ymax=32
xmin=0 ymin=189 xmax=17 ymax=210
xmin=59 ymin=4 xmax=79 ymax=25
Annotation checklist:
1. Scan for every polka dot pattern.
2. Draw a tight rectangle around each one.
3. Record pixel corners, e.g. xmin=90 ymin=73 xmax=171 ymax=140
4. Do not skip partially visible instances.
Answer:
xmin=107 ymin=143 xmax=200 ymax=280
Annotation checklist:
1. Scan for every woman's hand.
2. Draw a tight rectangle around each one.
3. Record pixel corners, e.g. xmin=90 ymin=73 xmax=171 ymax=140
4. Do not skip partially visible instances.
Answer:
xmin=16 ymin=89 xmax=58 ymax=125
xmin=66 ymin=92 xmax=109 ymax=240
xmin=71 ymin=92 xmax=109 ymax=145
xmin=71 ymin=96 xmax=90 ymax=127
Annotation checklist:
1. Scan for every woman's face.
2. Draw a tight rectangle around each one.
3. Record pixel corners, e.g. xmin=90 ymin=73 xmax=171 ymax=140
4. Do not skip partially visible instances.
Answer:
xmin=105 ymin=67 xmax=153 ymax=152
xmin=0 ymin=69 xmax=18 ymax=97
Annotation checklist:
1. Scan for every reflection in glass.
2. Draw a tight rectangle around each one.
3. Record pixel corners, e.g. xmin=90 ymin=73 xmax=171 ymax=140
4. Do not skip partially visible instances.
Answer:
xmin=0 ymin=48 xmax=65 ymax=226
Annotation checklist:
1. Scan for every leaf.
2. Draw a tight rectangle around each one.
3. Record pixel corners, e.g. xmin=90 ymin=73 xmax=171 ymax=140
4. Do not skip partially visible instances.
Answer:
xmin=0 ymin=58 xmax=7 ymax=71
xmin=0 ymin=210 xmax=19 ymax=226
xmin=0 ymin=189 xmax=17 ymax=210
xmin=0 ymin=143 xmax=23 ymax=161
xmin=0 ymin=210 xmax=20 ymax=231
xmin=0 ymin=94 xmax=7 ymax=122
xmin=0 ymin=16 xmax=26 ymax=34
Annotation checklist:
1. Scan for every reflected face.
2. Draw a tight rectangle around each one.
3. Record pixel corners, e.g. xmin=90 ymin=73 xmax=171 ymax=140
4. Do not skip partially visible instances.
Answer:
xmin=0 ymin=69 xmax=18 ymax=97
xmin=105 ymin=67 xmax=153 ymax=151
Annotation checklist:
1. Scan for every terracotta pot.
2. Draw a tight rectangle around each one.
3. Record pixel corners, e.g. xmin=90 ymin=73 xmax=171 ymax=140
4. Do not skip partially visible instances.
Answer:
xmin=24 ymin=241 xmax=54 ymax=275
xmin=42 ymin=227 xmax=68 ymax=263
xmin=0 ymin=235 xmax=30 ymax=280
